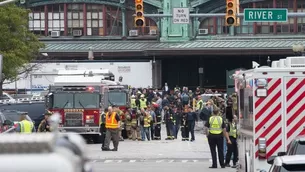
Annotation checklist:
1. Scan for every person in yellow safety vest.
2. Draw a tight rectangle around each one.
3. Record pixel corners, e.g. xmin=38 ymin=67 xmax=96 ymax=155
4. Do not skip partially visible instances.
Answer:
xmin=232 ymin=93 xmax=238 ymax=116
xmin=15 ymin=113 xmax=35 ymax=133
xmin=142 ymin=110 xmax=151 ymax=141
xmin=130 ymin=95 xmax=137 ymax=109
xmin=205 ymin=108 xmax=231 ymax=169
xmin=139 ymin=94 xmax=148 ymax=109
xmin=102 ymin=106 xmax=121 ymax=151
xmin=225 ymin=115 xmax=238 ymax=168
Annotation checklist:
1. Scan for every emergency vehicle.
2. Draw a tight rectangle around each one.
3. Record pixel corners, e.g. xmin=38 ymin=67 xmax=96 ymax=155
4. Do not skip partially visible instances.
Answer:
xmin=234 ymin=56 xmax=305 ymax=172
xmin=45 ymin=72 xmax=129 ymax=143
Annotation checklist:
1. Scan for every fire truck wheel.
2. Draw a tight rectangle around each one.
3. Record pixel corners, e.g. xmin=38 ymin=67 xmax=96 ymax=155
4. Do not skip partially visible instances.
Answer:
xmin=92 ymin=135 xmax=102 ymax=144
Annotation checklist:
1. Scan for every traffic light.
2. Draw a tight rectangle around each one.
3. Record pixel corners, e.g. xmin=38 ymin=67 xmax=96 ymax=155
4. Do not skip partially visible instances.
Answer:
xmin=225 ymin=0 xmax=237 ymax=26
xmin=134 ymin=0 xmax=145 ymax=27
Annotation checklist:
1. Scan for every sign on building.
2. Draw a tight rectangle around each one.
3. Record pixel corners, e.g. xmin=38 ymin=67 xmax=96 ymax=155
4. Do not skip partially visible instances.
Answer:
xmin=118 ymin=66 xmax=131 ymax=73
xmin=173 ymin=8 xmax=190 ymax=24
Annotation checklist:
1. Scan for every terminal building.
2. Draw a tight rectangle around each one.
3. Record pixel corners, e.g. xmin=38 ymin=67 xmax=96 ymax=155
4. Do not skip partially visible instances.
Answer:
xmin=24 ymin=0 xmax=305 ymax=89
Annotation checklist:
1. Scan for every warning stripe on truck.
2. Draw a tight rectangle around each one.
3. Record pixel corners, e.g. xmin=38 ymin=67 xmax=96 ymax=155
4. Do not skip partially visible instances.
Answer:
xmin=286 ymin=78 xmax=305 ymax=144
xmin=254 ymin=78 xmax=282 ymax=158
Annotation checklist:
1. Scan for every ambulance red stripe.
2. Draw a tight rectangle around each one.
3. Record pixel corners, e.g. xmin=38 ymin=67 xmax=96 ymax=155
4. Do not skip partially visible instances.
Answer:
xmin=286 ymin=78 xmax=305 ymax=144
xmin=286 ymin=91 xmax=305 ymax=114
xmin=255 ymin=115 xmax=281 ymax=145
xmin=255 ymin=128 xmax=282 ymax=158
xmin=287 ymin=79 xmax=305 ymax=101
xmin=267 ymin=140 xmax=282 ymax=158
xmin=287 ymin=115 xmax=305 ymax=139
xmin=287 ymin=101 xmax=305 ymax=126
xmin=255 ymin=91 xmax=281 ymax=121
xmin=255 ymin=103 xmax=281 ymax=133
xmin=286 ymin=78 xmax=297 ymax=89
xmin=255 ymin=79 xmax=281 ymax=108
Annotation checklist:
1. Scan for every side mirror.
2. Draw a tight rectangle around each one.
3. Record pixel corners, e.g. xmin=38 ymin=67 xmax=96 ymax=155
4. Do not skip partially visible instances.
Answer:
xmin=267 ymin=155 xmax=276 ymax=165
xmin=277 ymin=152 xmax=286 ymax=156
xmin=3 ymin=120 xmax=13 ymax=126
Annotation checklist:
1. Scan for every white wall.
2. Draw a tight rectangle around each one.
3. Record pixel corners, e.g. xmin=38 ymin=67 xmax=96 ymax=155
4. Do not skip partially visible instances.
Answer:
xmin=3 ymin=62 xmax=153 ymax=89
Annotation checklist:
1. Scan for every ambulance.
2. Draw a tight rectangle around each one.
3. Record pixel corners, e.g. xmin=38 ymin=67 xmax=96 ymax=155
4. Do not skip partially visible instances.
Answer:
xmin=234 ymin=56 xmax=305 ymax=172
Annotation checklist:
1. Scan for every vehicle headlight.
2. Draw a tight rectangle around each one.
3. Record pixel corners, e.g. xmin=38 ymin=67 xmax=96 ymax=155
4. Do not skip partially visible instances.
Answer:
xmin=85 ymin=115 xmax=94 ymax=123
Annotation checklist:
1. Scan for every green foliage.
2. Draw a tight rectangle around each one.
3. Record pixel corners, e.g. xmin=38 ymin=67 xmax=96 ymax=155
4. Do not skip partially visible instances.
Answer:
xmin=0 ymin=3 xmax=44 ymax=82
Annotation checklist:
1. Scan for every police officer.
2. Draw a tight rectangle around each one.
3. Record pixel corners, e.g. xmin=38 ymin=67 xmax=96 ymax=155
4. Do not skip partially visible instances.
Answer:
xmin=205 ymin=108 xmax=231 ymax=168
xmin=100 ymin=108 xmax=107 ymax=149
xmin=102 ymin=106 xmax=121 ymax=151
xmin=225 ymin=115 xmax=238 ymax=168
xmin=163 ymin=106 xmax=174 ymax=140
xmin=15 ymin=113 xmax=35 ymax=133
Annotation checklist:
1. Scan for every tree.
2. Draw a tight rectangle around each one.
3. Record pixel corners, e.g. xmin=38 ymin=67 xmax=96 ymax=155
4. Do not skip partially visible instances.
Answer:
xmin=0 ymin=2 xmax=44 ymax=95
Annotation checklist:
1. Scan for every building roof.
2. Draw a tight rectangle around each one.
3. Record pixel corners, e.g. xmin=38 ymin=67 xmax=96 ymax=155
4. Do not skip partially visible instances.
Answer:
xmin=40 ymin=39 xmax=302 ymax=53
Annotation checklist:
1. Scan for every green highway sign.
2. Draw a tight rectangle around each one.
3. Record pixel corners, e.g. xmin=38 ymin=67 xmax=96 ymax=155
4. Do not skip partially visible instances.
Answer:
xmin=244 ymin=8 xmax=288 ymax=22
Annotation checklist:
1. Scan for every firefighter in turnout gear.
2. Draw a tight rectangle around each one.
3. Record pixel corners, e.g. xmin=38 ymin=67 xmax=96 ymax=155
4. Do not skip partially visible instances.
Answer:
xmin=130 ymin=95 xmax=137 ymax=109
xmin=100 ymin=108 xmax=107 ymax=148
xmin=164 ymin=106 xmax=175 ymax=140
xmin=205 ymin=108 xmax=231 ymax=168
xmin=130 ymin=109 xmax=141 ymax=141
xmin=139 ymin=94 xmax=147 ymax=109
xmin=225 ymin=115 xmax=238 ymax=168
xmin=38 ymin=111 xmax=52 ymax=132
xmin=143 ymin=110 xmax=152 ymax=141
xmin=181 ymin=106 xmax=189 ymax=141
xmin=125 ymin=108 xmax=132 ymax=139
xmin=153 ymin=102 xmax=162 ymax=140
xmin=114 ymin=107 xmax=125 ymax=141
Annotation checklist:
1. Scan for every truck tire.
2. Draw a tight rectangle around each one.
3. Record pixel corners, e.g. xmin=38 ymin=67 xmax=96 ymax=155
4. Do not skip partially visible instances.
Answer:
xmin=92 ymin=135 xmax=102 ymax=144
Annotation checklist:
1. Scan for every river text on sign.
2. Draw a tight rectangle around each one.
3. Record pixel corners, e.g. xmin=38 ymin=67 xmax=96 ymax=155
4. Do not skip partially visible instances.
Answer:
xmin=244 ymin=8 xmax=287 ymax=22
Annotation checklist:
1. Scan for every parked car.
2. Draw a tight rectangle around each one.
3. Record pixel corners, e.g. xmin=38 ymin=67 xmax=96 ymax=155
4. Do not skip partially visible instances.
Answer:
xmin=268 ymin=135 xmax=305 ymax=165
xmin=268 ymin=155 xmax=305 ymax=172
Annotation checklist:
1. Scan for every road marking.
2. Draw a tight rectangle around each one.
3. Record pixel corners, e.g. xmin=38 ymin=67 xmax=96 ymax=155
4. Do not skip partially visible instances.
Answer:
xmin=104 ymin=160 xmax=113 ymax=163
xmin=193 ymin=160 xmax=198 ymax=162
xmin=182 ymin=160 xmax=188 ymax=163
xmin=91 ymin=160 xmax=97 ymax=163
xmin=129 ymin=160 xmax=136 ymax=163
xmin=168 ymin=160 xmax=174 ymax=163
xmin=156 ymin=160 xmax=164 ymax=163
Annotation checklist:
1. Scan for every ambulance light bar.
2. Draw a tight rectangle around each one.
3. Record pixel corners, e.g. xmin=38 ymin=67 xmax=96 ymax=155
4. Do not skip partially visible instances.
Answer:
xmin=0 ymin=133 xmax=55 ymax=154
xmin=61 ymin=86 xmax=98 ymax=92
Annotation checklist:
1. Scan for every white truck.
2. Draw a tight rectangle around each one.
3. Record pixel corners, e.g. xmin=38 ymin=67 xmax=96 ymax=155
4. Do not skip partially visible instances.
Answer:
xmin=234 ymin=56 xmax=305 ymax=172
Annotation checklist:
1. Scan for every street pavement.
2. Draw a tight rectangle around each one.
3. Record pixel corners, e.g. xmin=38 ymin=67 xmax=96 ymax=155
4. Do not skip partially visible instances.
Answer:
xmin=86 ymin=123 xmax=236 ymax=172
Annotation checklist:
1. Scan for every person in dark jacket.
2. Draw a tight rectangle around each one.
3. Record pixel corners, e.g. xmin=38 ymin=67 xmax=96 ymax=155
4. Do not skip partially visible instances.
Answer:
xmin=173 ymin=106 xmax=181 ymax=139
xmin=187 ymin=107 xmax=198 ymax=141
xmin=100 ymin=108 xmax=108 ymax=148
xmin=38 ymin=112 xmax=52 ymax=132
xmin=163 ymin=106 xmax=174 ymax=140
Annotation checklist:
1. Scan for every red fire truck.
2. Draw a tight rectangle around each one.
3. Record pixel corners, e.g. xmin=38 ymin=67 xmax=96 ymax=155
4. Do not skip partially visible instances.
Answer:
xmin=45 ymin=75 xmax=129 ymax=143
xmin=234 ymin=56 xmax=305 ymax=172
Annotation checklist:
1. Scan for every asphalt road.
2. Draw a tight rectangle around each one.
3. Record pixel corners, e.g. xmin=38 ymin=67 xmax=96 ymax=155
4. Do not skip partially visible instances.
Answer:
xmin=86 ymin=125 xmax=236 ymax=172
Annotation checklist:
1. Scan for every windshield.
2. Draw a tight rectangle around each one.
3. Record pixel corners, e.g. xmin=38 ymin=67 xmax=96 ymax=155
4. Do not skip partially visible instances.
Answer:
xmin=53 ymin=93 xmax=74 ymax=108
xmin=280 ymin=164 xmax=305 ymax=171
xmin=74 ymin=93 xmax=100 ymax=108
xmin=295 ymin=142 xmax=305 ymax=154
xmin=109 ymin=92 xmax=127 ymax=106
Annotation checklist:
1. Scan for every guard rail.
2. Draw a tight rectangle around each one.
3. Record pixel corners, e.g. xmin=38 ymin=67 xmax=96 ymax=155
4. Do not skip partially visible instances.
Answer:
xmin=0 ymin=97 xmax=45 ymax=104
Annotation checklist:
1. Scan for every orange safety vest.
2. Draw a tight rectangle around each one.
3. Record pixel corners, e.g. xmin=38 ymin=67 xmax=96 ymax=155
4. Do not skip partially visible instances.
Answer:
xmin=105 ymin=112 xmax=119 ymax=129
